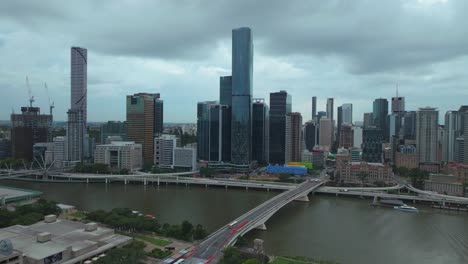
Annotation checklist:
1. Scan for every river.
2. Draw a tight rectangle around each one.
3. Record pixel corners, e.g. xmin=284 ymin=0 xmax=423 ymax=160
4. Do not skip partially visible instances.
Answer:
xmin=3 ymin=181 xmax=468 ymax=264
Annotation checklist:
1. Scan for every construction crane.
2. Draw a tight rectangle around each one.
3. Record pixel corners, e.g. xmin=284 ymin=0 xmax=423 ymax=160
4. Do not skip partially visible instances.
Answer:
xmin=26 ymin=76 xmax=34 ymax=107
xmin=44 ymin=82 xmax=54 ymax=116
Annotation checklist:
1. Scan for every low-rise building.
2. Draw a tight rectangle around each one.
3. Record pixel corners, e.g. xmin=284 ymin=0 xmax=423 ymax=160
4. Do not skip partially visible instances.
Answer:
xmin=424 ymin=173 xmax=464 ymax=196
xmin=0 ymin=216 xmax=132 ymax=264
xmin=174 ymin=147 xmax=196 ymax=170
xmin=419 ymin=162 xmax=440 ymax=173
xmin=301 ymin=150 xmax=325 ymax=168
xmin=154 ymin=135 xmax=179 ymax=168
xmin=395 ymin=145 xmax=418 ymax=169
xmin=94 ymin=141 xmax=142 ymax=171
xmin=442 ymin=162 xmax=468 ymax=184
xmin=337 ymin=162 xmax=393 ymax=184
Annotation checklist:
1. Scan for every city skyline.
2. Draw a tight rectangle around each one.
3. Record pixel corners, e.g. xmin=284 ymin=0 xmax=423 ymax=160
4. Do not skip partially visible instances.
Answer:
xmin=1 ymin=1 xmax=468 ymax=123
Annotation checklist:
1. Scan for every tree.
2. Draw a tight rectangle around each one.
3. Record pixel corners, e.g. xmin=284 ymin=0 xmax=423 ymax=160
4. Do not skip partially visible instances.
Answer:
xmin=193 ymin=224 xmax=208 ymax=240
xmin=220 ymin=247 xmax=243 ymax=264
xmin=244 ymin=259 xmax=261 ymax=264
xmin=358 ymin=171 xmax=368 ymax=187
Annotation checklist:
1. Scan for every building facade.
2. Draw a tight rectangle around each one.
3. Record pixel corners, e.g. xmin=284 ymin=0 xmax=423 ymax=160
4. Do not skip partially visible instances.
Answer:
xmin=395 ymin=145 xmax=418 ymax=169
xmin=319 ymin=118 xmax=333 ymax=149
xmin=100 ymin=121 xmax=127 ymax=145
xmin=326 ymin=98 xmax=334 ymax=121
xmin=126 ymin=93 xmax=162 ymax=165
xmin=231 ymin=27 xmax=253 ymax=166
xmin=94 ymin=141 xmax=142 ymax=170
xmin=174 ymin=147 xmax=196 ymax=170
xmin=269 ymin=91 xmax=292 ymax=165
xmin=391 ymin=96 xmax=405 ymax=113
xmin=339 ymin=124 xmax=353 ymax=149
xmin=252 ymin=99 xmax=269 ymax=164
xmin=285 ymin=113 xmax=302 ymax=163
xmin=373 ymin=98 xmax=389 ymax=141
xmin=312 ymin=96 xmax=317 ymax=121
xmin=363 ymin=112 xmax=373 ymax=128
xmin=416 ymin=107 xmax=439 ymax=163
xmin=304 ymin=121 xmax=317 ymax=151
xmin=337 ymin=162 xmax=393 ymax=184
xmin=11 ymin=107 xmax=51 ymax=161
xmin=154 ymin=135 xmax=178 ymax=168
xmin=362 ymin=127 xmax=383 ymax=163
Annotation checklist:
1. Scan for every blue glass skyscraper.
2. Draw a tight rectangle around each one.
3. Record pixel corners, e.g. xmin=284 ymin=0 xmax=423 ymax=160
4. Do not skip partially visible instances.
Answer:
xmin=231 ymin=27 xmax=253 ymax=165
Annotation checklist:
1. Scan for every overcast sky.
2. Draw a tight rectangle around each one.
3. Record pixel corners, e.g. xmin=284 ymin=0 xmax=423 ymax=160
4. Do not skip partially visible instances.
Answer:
xmin=1 ymin=0 xmax=467 ymax=123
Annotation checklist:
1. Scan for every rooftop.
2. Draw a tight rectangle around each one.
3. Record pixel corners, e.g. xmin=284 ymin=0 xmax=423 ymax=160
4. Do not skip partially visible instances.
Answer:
xmin=0 ymin=186 xmax=42 ymax=204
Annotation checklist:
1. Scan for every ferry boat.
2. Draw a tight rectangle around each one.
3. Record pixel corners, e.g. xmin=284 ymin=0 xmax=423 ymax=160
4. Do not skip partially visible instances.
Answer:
xmin=393 ymin=205 xmax=419 ymax=212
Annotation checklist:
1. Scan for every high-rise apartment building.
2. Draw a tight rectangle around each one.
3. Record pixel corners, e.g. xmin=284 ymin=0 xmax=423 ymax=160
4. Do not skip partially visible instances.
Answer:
xmin=391 ymin=97 xmax=405 ymax=113
xmin=66 ymin=109 xmax=84 ymax=162
xmin=312 ymin=96 xmax=317 ymax=121
xmin=11 ymin=107 xmax=52 ymax=161
xmin=67 ymin=47 xmax=88 ymax=162
xmin=443 ymin=111 xmax=462 ymax=162
xmin=197 ymin=102 xmax=231 ymax=162
xmin=126 ymin=93 xmax=163 ymax=165
xmin=285 ymin=113 xmax=302 ymax=163
xmin=231 ymin=27 xmax=253 ymax=165
xmin=252 ymin=99 xmax=269 ymax=164
xmin=373 ymin=98 xmax=389 ymax=141
xmin=269 ymin=91 xmax=291 ymax=164
xmin=416 ymin=107 xmax=439 ymax=163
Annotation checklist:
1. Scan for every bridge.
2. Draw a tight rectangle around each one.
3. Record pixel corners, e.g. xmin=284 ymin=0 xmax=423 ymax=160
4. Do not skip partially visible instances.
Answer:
xmin=185 ymin=179 xmax=326 ymax=263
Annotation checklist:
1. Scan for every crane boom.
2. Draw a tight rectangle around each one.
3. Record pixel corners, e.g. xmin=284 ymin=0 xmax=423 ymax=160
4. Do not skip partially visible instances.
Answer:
xmin=26 ymin=76 xmax=34 ymax=107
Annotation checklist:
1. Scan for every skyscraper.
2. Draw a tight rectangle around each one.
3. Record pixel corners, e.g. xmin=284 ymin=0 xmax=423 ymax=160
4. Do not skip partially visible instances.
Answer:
xmin=304 ymin=121 xmax=318 ymax=151
xmin=70 ymin=47 xmax=88 ymax=123
xmin=342 ymin=104 xmax=353 ymax=124
xmin=252 ymin=99 xmax=269 ymax=164
xmin=373 ymin=98 xmax=389 ymax=141
xmin=362 ymin=127 xmax=384 ymax=163
xmin=403 ymin=111 xmax=417 ymax=140
xmin=363 ymin=112 xmax=373 ymax=128
xmin=391 ymin=97 xmax=405 ymax=113
xmin=154 ymin=98 xmax=164 ymax=136
xmin=220 ymin=76 xmax=232 ymax=106
xmin=319 ymin=118 xmax=333 ymax=149
xmin=285 ymin=113 xmax=302 ymax=163
xmin=326 ymin=98 xmax=334 ymax=120
xmin=312 ymin=96 xmax=317 ymax=121
xmin=126 ymin=93 xmax=162 ymax=165
xmin=67 ymin=47 xmax=88 ymax=162
xmin=463 ymin=111 xmax=468 ymax=165
xmin=269 ymin=91 xmax=291 ymax=165
xmin=416 ymin=107 xmax=439 ymax=163
xmin=443 ymin=111 xmax=462 ymax=162
xmin=11 ymin=107 xmax=51 ymax=161
xmin=231 ymin=27 xmax=253 ymax=165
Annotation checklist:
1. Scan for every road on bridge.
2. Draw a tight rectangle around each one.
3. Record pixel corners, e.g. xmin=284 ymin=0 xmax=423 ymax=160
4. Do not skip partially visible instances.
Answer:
xmin=185 ymin=179 xmax=325 ymax=263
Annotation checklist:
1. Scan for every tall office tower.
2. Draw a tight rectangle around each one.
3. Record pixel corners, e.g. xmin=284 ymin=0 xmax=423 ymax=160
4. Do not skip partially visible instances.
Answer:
xmin=363 ymin=113 xmax=373 ymax=128
xmin=403 ymin=111 xmax=417 ymax=140
xmin=352 ymin=126 xmax=363 ymax=148
xmin=312 ymin=96 xmax=317 ymax=120
xmin=53 ymin=136 xmax=65 ymax=167
xmin=304 ymin=121 xmax=317 ymax=151
xmin=100 ymin=121 xmax=127 ymax=144
xmin=67 ymin=47 xmax=88 ymax=162
xmin=389 ymin=113 xmax=404 ymax=140
xmin=197 ymin=102 xmax=231 ymax=162
xmin=326 ymin=98 xmax=334 ymax=120
xmin=154 ymin=134 xmax=179 ymax=168
xmin=220 ymin=76 xmax=232 ymax=106
xmin=337 ymin=106 xmax=343 ymax=146
xmin=154 ymin=98 xmax=164 ymax=135
xmin=391 ymin=97 xmax=405 ymax=113
xmin=342 ymin=104 xmax=353 ymax=124
xmin=269 ymin=91 xmax=291 ymax=164
xmin=285 ymin=113 xmax=303 ymax=163
xmin=416 ymin=107 xmax=439 ymax=163
xmin=231 ymin=27 xmax=253 ymax=165
xmin=66 ymin=109 xmax=84 ymax=162
xmin=373 ymin=98 xmax=389 ymax=141
xmin=70 ymin=47 xmax=87 ymax=124
xmin=339 ymin=124 xmax=353 ymax=149
xmin=362 ymin=127 xmax=384 ymax=162
xmin=126 ymin=93 xmax=162 ymax=165
xmin=319 ymin=118 xmax=333 ymax=149
xmin=455 ymin=137 xmax=465 ymax=164
xmin=11 ymin=107 xmax=52 ymax=161
xmin=317 ymin=111 xmax=327 ymax=124
xmin=252 ymin=99 xmax=269 ymax=164
xmin=443 ymin=111 xmax=462 ymax=162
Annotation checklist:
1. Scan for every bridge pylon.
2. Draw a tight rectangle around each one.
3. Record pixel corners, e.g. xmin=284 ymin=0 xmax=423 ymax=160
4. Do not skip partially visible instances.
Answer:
xmin=255 ymin=223 xmax=267 ymax=231
xmin=294 ymin=195 xmax=310 ymax=202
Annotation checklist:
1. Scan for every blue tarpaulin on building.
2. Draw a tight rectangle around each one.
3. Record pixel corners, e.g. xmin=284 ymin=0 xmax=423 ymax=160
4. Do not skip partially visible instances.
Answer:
xmin=266 ymin=165 xmax=307 ymax=175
